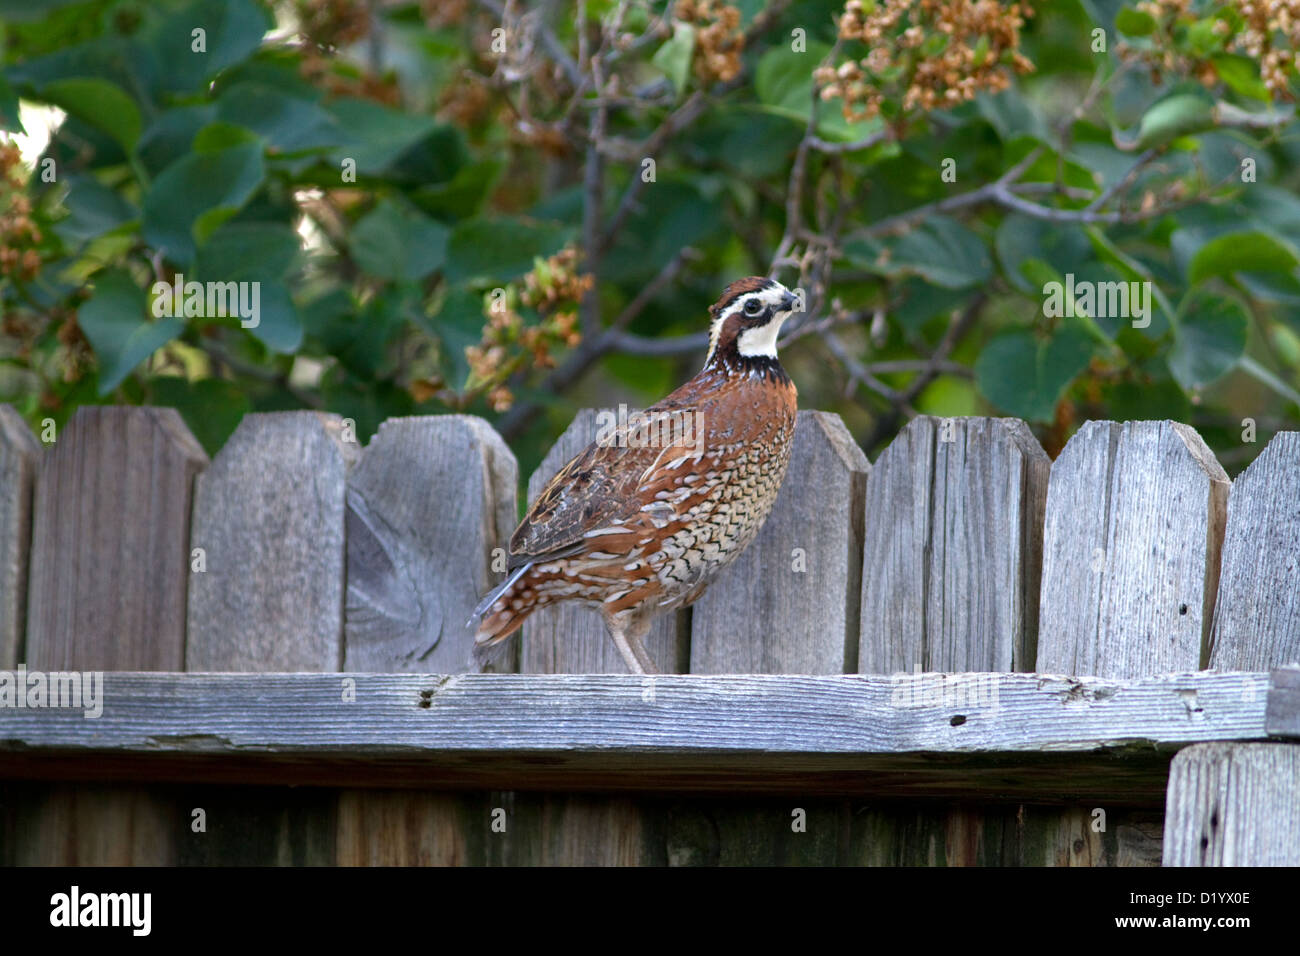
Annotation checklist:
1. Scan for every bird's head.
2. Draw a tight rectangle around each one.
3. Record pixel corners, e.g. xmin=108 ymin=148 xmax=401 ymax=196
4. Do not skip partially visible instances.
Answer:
xmin=704 ymin=276 xmax=800 ymax=368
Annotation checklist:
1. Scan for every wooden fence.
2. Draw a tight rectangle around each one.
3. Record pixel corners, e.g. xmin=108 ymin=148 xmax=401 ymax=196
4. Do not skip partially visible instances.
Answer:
xmin=0 ymin=404 xmax=1297 ymax=865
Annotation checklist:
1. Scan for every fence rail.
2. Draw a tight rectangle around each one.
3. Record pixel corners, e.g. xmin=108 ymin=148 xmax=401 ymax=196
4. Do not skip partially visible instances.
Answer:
xmin=1 ymin=404 xmax=1298 ymax=866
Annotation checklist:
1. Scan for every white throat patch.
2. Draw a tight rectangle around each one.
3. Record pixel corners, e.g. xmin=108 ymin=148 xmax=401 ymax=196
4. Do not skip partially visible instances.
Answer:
xmin=736 ymin=316 xmax=788 ymax=358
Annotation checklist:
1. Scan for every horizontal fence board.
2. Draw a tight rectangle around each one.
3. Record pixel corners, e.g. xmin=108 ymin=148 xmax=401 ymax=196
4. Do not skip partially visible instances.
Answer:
xmin=186 ymin=412 xmax=358 ymax=672
xmin=1163 ymin=742 xmax=1300 ymax=866
xmin=691 ymin=411 xmax=869 ymax=674
xmin=0 ymin=406 xmax=39 ymax=669
xmin=0 ymin=671 xmax=1284 ymax=801
xmin=25 ymin=407 xmax=208 ymax=671
xmin=1038 ymin=420 xmax=1230 ymax=679
xmin=1209 ymin=431 xmax=1300 ymax=670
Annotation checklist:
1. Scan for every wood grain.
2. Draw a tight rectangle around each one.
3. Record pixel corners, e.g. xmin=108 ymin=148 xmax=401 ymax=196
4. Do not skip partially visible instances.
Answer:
xmin=0 ymin=405 xmax=39 ymax=667
xmin=691 ymin=411 xmax=869 ymax=674
xmin=1209 ymin=431 xmax=1300 ymax=669
xmin=858 ymin=416 xmax=1050 ymax=674
xmin=1163 ymin=742 xmax=1300 ymax=865
xmin=25 ymin=406 xmax=207 ymax=670
xmin=1038 ymin=420 xmax=1230 ymax=678
xmin=344 ymin=415 xmax=516 ymax=673
xmin=186 ymin=412 xmax=357 ymax=671
xmin=519 ymin=409 xmax=685 ymax=674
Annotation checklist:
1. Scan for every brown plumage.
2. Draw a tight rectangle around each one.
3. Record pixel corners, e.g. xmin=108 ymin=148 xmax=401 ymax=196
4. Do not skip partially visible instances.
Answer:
xmin=471 ymin=276 xmax=800 ymax=673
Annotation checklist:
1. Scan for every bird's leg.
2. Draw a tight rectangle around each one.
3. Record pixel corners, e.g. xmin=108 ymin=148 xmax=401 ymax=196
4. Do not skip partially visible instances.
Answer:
xmin=605 ymin=611 xmax=659 ymax=675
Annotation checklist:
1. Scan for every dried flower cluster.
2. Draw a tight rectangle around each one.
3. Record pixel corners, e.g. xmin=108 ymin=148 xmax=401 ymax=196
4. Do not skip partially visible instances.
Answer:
xmin=463 ymin=246 xmax=589 ymax=412
xmin=0 ymin=143 xmax=42 ymax=282
xmin=816 ymin=0 xmax=1035 ymax=121
xmin=1124 ymin=0 xmax=1300 ymax=99
xmin=678 ymin=0 xmax=746 ymax=84
xmin=1223 ymin=0 xmax=1300 ymax=95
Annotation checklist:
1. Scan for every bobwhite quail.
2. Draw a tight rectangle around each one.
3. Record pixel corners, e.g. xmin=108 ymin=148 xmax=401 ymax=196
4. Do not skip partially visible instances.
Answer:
xmin=471 ymin=276 xmax=800 ymax=673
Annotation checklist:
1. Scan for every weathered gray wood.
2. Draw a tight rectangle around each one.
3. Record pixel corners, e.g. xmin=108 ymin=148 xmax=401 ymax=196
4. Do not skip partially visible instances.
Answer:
xmin=0 ymin=406 xmax=39 ymax=668
xmin=691 ymin=411 xmax=869 ymax=674
xmin=1163 ymin=742 xmax=1300 ymax=866
xmin=858 ymin=416 xmax=1050 ymax=674
xmin=1209 ymin=431 xmax=1300 ymax=670
xmin=186 ymin=412 xmax=356 ymax=671
xmin=1266 ymin=666 xmax=1300 ymax=737
xmin=344 ymin=415 xmax=516 ymax=673
xmin=520 ymin=409 xmax=685 ymax=674
xmin=1038 ymin=420 xmax=1229 ymax=679
xmin=25 ymin=407 xmax=207 ymax=670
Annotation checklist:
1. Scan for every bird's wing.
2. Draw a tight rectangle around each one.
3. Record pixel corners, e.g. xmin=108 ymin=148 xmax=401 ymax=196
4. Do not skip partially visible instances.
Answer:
xmin=509 ymin=437 xmax=665 ymax=566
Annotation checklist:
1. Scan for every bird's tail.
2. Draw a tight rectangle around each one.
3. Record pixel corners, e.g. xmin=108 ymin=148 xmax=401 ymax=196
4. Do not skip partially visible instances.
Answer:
xmin=466 ymin=562 xmax=535 ymax=667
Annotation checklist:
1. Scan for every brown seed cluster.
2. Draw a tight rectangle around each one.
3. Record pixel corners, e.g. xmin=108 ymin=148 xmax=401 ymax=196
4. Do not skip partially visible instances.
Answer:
xmin=816 ymin=0 xmax=1035 ymax=121
xmin=0 ymin=143 xmax=42 ymax=282
xmin=1124 ymin=1 xmax=1300 ymax=99
xmin=678 ymin=0 xmax=746 ymax=84
xmin=463 ymin=246 xmax=589 ymax=412
xmin=1227 ymin=0 xmax=1300 ymax=96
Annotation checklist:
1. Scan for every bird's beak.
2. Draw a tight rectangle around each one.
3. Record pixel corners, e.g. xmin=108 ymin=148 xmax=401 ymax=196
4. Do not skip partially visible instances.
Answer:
xmin=780 ymin=290 xmax=798 ymax=314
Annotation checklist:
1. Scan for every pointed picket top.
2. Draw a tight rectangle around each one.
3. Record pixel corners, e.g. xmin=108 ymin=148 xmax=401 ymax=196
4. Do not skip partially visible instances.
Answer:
xmin=858 ymin=416 xmax=1050 ymax=674
xmin=187 ymin=411 xmax=358 ymax=671
xmin=1209 ymin=431 xmax=1300 ymax=669
xmin=344 ymin=415 xmax=516 ymax=673
xmin=691 ymin=411 xmax=869 ymax=674
xmin=26 ymin=406 xmax=207 ymax=670
xmin=1038 ymin=420 xmax=1229 ymax=678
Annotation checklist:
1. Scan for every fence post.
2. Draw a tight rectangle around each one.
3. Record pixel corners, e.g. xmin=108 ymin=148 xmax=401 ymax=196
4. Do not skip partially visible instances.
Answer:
xmin=691 ymin=410 xmax=869 ymax=674
xmin=25 ymin=406 xmax=207 ymax=670
xmin=1037 ymin=420 xmax=1229 ymax=678
xmin=344 ymin=415 xmax=517 ymax=673
xmin=1209 ymin=431 xmax=1300 ymax=669
xmin=0 ymin=406 xmax=39 ymax=668
xmin=518 ymin=409 xmax=686 ymax=674
xmin=858 ymin=416 xmax=1049 ymax=674
xmin=1163 ymin=742 xmax=1300 ymax=865
xmin=186 ymin=411 xmax=357 ymax=671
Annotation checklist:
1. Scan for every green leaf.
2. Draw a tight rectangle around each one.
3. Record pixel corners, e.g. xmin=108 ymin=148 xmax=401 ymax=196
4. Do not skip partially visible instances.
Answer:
xmin=651 ymin=21 xmax=695 ymax=94
xmin=142 ymin=0 xmax=272 ymax=94
xmin=1168 ymin=292 xmax=1248 ymax=389
xmin=215 ymin=83 xmax=343 ymax=153
xmin=1136 ymin=92 xmax=1217 ymax=149
xmin=351 ymin=199 xmax=450 ymax=282
xmin=1211 ymin=53 xmax=1269 ymax=101
xmin=55 ymin=174 xmax=137 ymax=244
xmin=326 ymin=98 xmax=438 ymax=176
xmin=1188 ymin=230 xmax=1300 ymax=285
xmin=445 ymin=217 xmax=573 ymax=283
xmin=78 ymin=270 xmax=184 ymax=395
xmin=244 ymin=280 xmax=303 ymax=353
xmin=0 ymin=72 xmax=22 ymax=132
xmin=142 ymin=142 xmax=265 ymax=265
xmin=995 ymin=213 xmax=1095 ymax=294
xmin=890 ymin=217 xmax=992 ymax=288
xmin=754 ymin=41 xmax=864 ymax=142
xmin=195 ymin=221 xmax=300 ymax=282
xmin=975 ymin=323 xmax=1095 ymax=422
xmin=41 ymin=78 xmax=142 ymax=152
xmin=136 ymin=105 xmax=218 ymax=175
xmin=1115 ymin=7 xmax=1157 ymax=36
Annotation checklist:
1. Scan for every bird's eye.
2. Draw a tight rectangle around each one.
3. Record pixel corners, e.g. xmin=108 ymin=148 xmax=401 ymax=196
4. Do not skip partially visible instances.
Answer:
xmin=743 ymin=298 xmax=764 ymax=316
